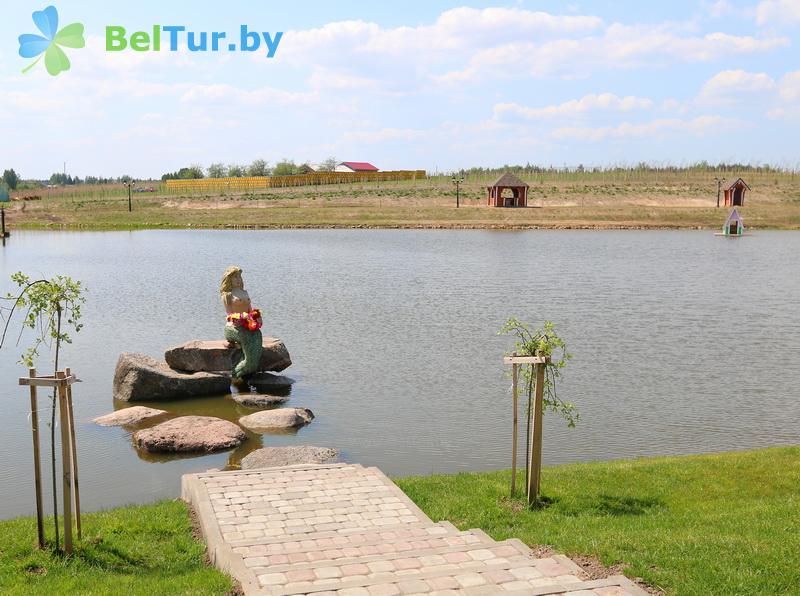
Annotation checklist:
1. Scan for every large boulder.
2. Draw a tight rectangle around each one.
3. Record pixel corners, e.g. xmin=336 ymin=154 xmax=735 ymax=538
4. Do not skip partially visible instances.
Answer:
xmin=239 ymin=407 xmax=314 ymax=431
xmin=113 ymin=353 xmax=231 ymax=402
xmin=94 ymin=406 xmax=167 ymax=427
xmin=164 ymin=338 xmax=291 ymax=373
xmin=241 ymin=446 xmax=339 ymax=470
xmin=133 ymin=415 xmax=245 ymax=453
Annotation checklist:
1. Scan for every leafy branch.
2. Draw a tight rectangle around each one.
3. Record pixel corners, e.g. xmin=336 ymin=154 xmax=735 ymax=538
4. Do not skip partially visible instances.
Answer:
xmin=1 ymin=272 xmax=84 ymax=367
xmin=499 ymin=317 xmax=577 ymax=427
xmin=0 ymin=271 xmax=86 ymax=552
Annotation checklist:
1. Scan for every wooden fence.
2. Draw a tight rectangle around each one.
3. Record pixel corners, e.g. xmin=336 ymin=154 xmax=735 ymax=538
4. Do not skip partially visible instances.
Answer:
xmin=164 ymin=170 xmax=427 ymax=193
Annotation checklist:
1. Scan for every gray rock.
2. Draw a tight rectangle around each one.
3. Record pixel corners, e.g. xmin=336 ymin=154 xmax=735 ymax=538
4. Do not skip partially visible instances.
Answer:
xmin=93 ymin=406 xmax=167 ymax=427
xmin=239 ymin=408 xmax=314 ymax=431
xmin=133 ymin=415 xmax=245 ymax=453
xmin=232 ymin=392 xmax=290 ymax=407
xmin=241 ymin=446 xmax=339 ymax=470
xmin=113 ymin=352 xmax=231 ymax=402
xmin=164 ymin=338 xmax=291 ymax=373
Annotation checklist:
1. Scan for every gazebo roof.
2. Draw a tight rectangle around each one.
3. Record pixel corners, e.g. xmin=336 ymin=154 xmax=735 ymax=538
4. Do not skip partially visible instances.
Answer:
xmin=490 ymin=172 xmax=529 ymax=188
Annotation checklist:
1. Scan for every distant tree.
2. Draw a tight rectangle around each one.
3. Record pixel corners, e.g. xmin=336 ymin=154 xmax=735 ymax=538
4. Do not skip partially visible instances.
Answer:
xmin=317 ymin=157 xmax=338 ymax=172
xmin=272 ymin=159 xmax=297 ymax=176
xmin=48 ymin=172 xmax=77 ymax=185
xmin=3 ymin=169 xmax=19 ymax=190
xmin=179 ymin=165 xmax=204 ymax=179
xmin=248 ymin=159 xmax=269 ymax=177
xmin=227 ymin=164 xmax=246 ymax=177
xmin=207 ymin=163 xmax=226 ymax=178
xmin=119 ymin=175 xmax=132 ymax=183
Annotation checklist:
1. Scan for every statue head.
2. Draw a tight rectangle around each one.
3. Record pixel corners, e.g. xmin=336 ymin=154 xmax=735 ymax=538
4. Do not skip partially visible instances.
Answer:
xmin=220 ymin=266 xmax=244 ymax=294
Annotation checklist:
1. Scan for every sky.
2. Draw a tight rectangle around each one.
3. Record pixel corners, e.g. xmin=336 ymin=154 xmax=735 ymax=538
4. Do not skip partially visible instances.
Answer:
xmin=1 ymin=0 xmax=799 ymax=179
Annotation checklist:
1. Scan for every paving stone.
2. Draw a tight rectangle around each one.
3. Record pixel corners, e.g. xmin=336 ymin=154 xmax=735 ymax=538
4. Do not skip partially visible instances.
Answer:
xmin=182 ymin=464 xmax=649 ymax=596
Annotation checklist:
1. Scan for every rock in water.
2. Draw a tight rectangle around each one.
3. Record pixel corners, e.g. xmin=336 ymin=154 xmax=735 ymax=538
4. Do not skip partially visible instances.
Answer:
xmin=239 ymin=408 xmax=314 ymax=431
xmin=232 ymin=393 xmax=290 ymax=407
xmin=241 ymin=446 xmax=339 ymax=469
xmin=133 ymin=415 xmax=245 ymax=453
xmin=164 ymin=339 xmax=291 ymax=373
xmin=248 ymin=372 xmax=295 ymax=391
xmin=113 ymin=353 xmax=231 ymax=402
xmin=93 ymin=406 xmax=167 ymax=427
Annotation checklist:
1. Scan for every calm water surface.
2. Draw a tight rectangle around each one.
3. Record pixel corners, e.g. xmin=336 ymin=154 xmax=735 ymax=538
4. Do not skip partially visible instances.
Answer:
xmin=1 ymin=229 xmax=798 ymax=519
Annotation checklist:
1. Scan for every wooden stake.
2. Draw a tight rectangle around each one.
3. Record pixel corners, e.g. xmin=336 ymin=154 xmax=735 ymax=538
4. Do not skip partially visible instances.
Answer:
xmin=56 ymin=371 xmax=73 ymax=554
xmin=65 ymin=368 xmax=81 ymax=539
xmin=28 ymin=368 xmax=45 ymax=549
xmin=510 ymin=353 xmax=518 ymax=496
xmin=527 ymin=355 xmax=546 ymax=505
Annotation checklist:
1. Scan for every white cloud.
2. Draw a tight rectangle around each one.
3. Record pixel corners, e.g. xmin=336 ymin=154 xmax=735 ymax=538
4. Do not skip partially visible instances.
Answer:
xmin=756 ymin=0 xmax=800 ymax=25
xmin=438 ymin=25 xmax=788 ymax=83
xmin=284 ymin=8 xmax=602 ymax=59
xmin=767 ymin=71 xmax=800 ymax=120
xmin=707 ymin=0 xmax=734 ymax=17
xmin=552 ymin=115 xmax=740 ymax=141
xmin=179 ymin=83 xmax=318 ymax=107
xmin=697 ymin=70 xmax=777 ymax=105
xmin=777 ymin=71 xmax=800 ymax=102
xmin=493 ymin=93 xmax=653 ymax=121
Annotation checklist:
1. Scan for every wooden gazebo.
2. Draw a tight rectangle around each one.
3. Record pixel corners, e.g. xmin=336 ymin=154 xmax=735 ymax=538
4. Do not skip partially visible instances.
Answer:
xmin=487 ymin=173 xmax=528 ymax=207
xmin=724 ymin=178 xmax=750 ymax=206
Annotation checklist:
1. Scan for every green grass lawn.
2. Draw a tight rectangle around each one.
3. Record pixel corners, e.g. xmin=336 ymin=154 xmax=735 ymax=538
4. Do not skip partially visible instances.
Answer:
xmin=0 ymin=500 xmax=231 ymax=595
xmin=396 ymin=447 xmax=800 ymax=595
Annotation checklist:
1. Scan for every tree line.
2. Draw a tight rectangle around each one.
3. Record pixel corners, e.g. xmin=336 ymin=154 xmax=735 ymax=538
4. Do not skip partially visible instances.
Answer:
xmin=453 ymin=161 xmax=798 ymax=178
xmin=161 ymin=157 xmax=338 ymax=181
xmin=1 ymin=168 xmax=136 ymax=190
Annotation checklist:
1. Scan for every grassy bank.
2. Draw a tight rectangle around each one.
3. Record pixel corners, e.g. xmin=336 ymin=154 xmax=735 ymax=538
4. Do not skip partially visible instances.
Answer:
xmin=0 ymin=500 xmax=230 ymax=595
xmin=396 ymin=447 xmax=800 ymax=595
xmin=6 ymin=172 xmax=800 ymax=230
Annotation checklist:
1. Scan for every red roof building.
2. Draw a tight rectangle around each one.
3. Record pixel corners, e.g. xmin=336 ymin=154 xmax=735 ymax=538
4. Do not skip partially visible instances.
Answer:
xmin=335 ymin=162 xmax=380 ymax=173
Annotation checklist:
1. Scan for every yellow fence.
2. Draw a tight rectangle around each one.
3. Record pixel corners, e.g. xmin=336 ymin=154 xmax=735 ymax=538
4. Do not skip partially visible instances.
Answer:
xmin=164 ymin=170 xmax=427 ymax=193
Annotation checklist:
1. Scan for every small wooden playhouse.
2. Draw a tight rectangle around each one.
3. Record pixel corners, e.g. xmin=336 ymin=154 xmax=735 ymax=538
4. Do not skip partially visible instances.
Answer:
xmin=723 ymin=208 xmax=744 ymax=236
xmin=723 ymin=178 xmax=750 ymax=206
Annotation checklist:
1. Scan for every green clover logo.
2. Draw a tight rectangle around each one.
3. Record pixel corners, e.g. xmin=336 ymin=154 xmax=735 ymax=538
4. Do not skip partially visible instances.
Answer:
xmin=18 ymin=6 xmax=85 ymax=76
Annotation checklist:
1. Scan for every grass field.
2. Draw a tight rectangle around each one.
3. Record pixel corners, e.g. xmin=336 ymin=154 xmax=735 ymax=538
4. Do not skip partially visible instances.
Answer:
xmin=1 ymin=448 xmax=797 ymax=594
xmin=0 ymin=500 xmax=231 ymax=595
xmin=396 ymin=446 xmax=800 ymax=595
xmin=6 ymin=170 xmax=800 ymax=230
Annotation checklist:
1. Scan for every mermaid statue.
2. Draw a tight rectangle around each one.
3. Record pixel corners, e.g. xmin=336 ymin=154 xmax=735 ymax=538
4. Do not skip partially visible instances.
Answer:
xmin=220 ymin=266 xmax=264 ymax=384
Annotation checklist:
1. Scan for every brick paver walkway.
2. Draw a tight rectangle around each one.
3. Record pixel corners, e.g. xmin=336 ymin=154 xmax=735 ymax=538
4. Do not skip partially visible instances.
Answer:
xmin=183 ymin=463 xmax=647 ymax=595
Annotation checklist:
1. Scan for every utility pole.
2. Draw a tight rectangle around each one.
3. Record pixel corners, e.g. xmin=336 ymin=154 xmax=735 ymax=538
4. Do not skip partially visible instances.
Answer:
xmin=714 ymin=176 xmax=725 ymax=208
xmin=452 ymin=175 xmax=464 ymax=208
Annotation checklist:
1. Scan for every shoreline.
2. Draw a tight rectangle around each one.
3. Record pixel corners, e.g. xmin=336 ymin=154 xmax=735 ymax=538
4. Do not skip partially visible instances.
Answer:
xmin=10 ymin=222 xmax=800 ymax=231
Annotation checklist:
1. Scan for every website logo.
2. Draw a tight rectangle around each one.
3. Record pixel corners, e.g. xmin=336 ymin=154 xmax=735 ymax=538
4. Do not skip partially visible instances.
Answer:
xmin=18 ymin=5 xmax=85 ymax=76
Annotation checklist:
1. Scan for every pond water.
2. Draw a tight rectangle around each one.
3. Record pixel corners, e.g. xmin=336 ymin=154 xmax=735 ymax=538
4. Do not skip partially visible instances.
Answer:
xmin=1 ymin=229 xmax=799 ymax=519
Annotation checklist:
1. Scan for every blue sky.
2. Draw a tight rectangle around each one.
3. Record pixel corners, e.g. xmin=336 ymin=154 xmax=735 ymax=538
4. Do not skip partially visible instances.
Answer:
xmin=2 ymin=1 xmax=798 ymax=179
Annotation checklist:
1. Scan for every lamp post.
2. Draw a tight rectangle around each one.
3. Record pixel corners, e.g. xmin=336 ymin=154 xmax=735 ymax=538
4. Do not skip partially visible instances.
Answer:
xmin=714 ymin=176 xmax=725 ymax=209
xmin=123 ymin=181 xmax=132 ymax=212
xmin=452 ymin=175 xmax=464 ymax=208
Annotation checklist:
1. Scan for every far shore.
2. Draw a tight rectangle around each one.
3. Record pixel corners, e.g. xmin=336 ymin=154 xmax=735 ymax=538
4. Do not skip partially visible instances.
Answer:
xmin=6 ymin=173 xmax=800 ymax=231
